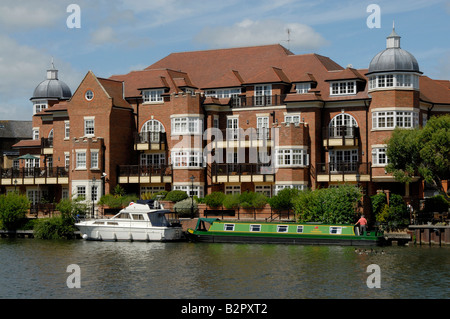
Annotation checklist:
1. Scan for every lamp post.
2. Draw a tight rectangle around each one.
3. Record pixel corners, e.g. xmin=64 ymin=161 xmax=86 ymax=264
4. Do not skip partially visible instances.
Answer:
xmin=189 ymin=175 xmax=195 ymax=219
xmin=92 ymin=176 xmax=96 ymax=218
xmin=14 ymin=179 xmax=17 ymax=192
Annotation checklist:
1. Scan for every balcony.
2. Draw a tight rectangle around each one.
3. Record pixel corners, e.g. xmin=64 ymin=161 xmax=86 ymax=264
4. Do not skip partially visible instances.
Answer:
xmin=134 ymin=131 xmax=167 ymax=151
xmin=211 ymin=163 xmax=275 ymax=183
xmin=230 ymin=94 xmax=286 ymax=108
xmin=316 ymin=162 xmax=371 ymax=182
xmin=323 ymin=126 xmax=359 ymax=147
xmin=214 ymin=128 xmax=273 ymax=148
xmin=0 ymin=167 xmax=69 ymax=186
xmin=41 ymin=137 xmax=53 ymax=155
xmin=118 ymin=164 xmax=172 ymax=184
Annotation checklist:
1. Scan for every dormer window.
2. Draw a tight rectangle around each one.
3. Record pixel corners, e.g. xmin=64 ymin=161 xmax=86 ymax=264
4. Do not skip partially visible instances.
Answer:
xmin=33 ymin=100 xmax=47 ymax=114
xmin=330 ymin=81 xmax=356 ymax=96
xmin=295 ymin=83 xmax=311 ymax=94
xmin=142 ymin=89 xmax=164 ymax=103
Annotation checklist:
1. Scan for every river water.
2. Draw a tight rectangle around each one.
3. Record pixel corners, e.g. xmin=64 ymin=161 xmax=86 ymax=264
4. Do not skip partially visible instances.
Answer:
xmin=0 ymin=239 xmax=449 ymax=300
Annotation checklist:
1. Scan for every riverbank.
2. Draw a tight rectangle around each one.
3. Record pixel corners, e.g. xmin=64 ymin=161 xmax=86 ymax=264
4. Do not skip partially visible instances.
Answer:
xmin=2 ymin=218 xmax=449 ymax=246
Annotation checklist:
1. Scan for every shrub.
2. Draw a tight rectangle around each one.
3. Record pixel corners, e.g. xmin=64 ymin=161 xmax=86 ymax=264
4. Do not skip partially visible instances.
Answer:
xmin=268 ymin=188 xmax=300 ymax=211
xmin=205 ymin=192 xmax=225 ymax=208
xmin=372 ymin=192 xmax=409 ymax=230
xmin=223 ymin=193 xmax=240 ymax=209
xmin=33 ymin=216 xmax=77 ymax=239
xmin=238 ymin=191 xmax=268 ymax=209
xmin=151 ymin=190 xmax=168 ymax=200
xmin=98 ymin=194 xmax=138 ymax=208
xmin=293 ymin=185 xmax=363 ymax=224
xmin=165 ymin=190 xmax=189 ymax=202
xmin=0 ymin=192 xmax=30 ymax=230
xmin=173 ymin=198 xmax=198 ymax=217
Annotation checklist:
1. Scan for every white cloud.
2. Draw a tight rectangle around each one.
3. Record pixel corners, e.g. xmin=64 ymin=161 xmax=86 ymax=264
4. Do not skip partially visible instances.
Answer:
xmin=0 ymin=0 xmax=70 ymax=30
xmin=0 ymin=35 xmax=82 ymax=120
xmin=90 ymin=26 xmax=119 ymax=45
xmin=195 ymin=19 xmax=328 ymax=52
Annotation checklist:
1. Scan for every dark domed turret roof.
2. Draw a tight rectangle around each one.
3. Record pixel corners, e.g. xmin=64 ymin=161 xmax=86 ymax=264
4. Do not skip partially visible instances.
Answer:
xmin=31 ymin=61 xmax=72 ymax=100
xmin=367 ymin=27 xmax=421 ymax=75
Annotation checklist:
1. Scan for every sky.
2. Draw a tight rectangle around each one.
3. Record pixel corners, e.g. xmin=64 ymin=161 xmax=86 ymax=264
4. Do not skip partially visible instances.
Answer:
xmin=0 ymin=0 xmax=449 ymax=120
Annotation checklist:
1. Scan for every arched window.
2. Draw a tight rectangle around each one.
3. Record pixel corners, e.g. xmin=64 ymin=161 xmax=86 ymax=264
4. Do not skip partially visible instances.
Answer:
xmin=140 ymin=120 xmax=165 ymax=143
xmin=329 ymin=113 xmax=358 ymax=138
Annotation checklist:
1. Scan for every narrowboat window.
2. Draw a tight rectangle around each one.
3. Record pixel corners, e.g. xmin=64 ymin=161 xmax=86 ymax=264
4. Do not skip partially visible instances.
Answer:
xmin=277 ymin=225 xmax=288 ymax=233
xmin=132 ymin=214 xmax=145 ymax=220
xmin=297 ymin=225 xmax=304 ymax=233
xmin=116 ymin=213 xmax=130 ymax=219
xmin=250 ymin=224 xmax=261 ymax=232
xmin=224 ymin=224 xmax=235 ymax=231
xmin=329 ymin=226 xmax=342 ymax=234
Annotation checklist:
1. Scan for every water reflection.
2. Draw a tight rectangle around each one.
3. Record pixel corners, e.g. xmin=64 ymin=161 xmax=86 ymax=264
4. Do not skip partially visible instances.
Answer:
xmin=0 ymin=239 xmax=449 ymax=299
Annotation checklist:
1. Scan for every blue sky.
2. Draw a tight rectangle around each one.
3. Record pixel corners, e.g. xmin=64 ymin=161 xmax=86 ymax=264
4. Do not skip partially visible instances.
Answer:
xmin=0 ymin=0 xmax=449 ymax=120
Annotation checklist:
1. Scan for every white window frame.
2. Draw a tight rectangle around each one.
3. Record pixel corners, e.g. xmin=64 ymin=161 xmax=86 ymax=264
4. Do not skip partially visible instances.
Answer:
xmin=64 ymin=121 xmax=70 ymax=140
xmin=32 ymin=128 xmax=39 ymax=141
xmin=76 ymin=151 xmax=87 ymax=169
xmin=250 ymin=224 xmax=261 ymax=232
xmin=284 ymin=114 xmax=301 ymax=124
xmin=140 ymin=186 xmax=166 ymax=196
xmin=255 ymin=84 xmax=272 ymax=106
xmin=368 ymin=73 xmax=419 ymax=91
xmin=173 ymin=185 xmax=204 ymax=198
xmin=171 ymin=117 xmax=202 ymax=135
xmin=33 ymin=100 xmax=47 ymax=115
xmin=275 ymin=149 xmax=309 ymax=167
xmin=330 ymin=81 xmax=356 ymax=96
xmin=257 ymin=116 xmax=269 ymax=140
xmin=84 ymin=118 xmax=95 ymax=136
xmin=295 ymin=83 xmax=311 ymax=94
xmin=372 ymin=147 xmax=389 ymax=166
xmin=372 ymin=111 xmax=419 ymax=129
xmin=274 ymin=184 xmax=306 ymax=195
xmin=172 ymin=150 xmax=202 ymax=168
xmin=142 ymin=89 xmax=164 ymax=103
xmin=77 ymin=186 xmax=86 ymax=199
xmin=90 ymin=150 xmax=99 ymax=169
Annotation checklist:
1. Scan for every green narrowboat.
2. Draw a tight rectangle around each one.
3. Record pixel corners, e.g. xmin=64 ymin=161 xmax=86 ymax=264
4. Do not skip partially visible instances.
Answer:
xmin=186 ymin=218 xmax=386 ymax=246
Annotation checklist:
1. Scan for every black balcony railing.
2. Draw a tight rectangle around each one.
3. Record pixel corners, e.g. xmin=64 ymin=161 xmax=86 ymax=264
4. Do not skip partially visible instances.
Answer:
xmin=212 ymin=163 xmax=274 ymax=176
xmin=0 ymin=166 xmax=69 ymax=184
xmin=230 ymin=95 xmax=286 ymax=108
xmin=316 ymin=162 xmax=371 ymax=175
xmin=41 ymin=137 xmax=53 ymax=148
xmin=118 ymin=164 xmax=173 ymax=178
xmin=220 ymin=127 xmax=272 ymax=141
xmin=326 ymin=125 xmax=358 ymax=138
xmin=134 ymin=131 xmax=166 ymax=145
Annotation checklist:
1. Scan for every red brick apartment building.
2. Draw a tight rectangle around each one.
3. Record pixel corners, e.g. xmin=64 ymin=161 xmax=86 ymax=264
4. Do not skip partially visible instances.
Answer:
xmin=1 ymin=28 xmax=449 ymax=209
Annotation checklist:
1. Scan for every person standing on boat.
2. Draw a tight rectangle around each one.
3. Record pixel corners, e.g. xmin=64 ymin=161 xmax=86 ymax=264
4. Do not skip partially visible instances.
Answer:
xmin=355 ymin=215 xmax=367 ymax=235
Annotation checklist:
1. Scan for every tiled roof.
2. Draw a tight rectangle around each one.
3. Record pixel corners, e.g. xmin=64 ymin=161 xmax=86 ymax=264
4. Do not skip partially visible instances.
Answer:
xmin=108 ymin=43 xmax=448 ymax=105
xmin=420 ymin=76 xmax=450 ymax=105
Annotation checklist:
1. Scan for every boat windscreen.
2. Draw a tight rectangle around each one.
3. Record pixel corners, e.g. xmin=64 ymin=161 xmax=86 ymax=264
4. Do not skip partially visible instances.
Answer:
xmin=148 ymin=213 xmax=170 ymax=227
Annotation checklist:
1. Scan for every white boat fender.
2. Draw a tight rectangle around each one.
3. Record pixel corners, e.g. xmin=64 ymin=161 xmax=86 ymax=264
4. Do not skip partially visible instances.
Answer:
xmin=82 ymin=234 xmax=88 ymax=240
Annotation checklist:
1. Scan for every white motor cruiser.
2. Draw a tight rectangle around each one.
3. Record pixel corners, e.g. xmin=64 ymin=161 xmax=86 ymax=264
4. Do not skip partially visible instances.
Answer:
xmin=75 ymin=200 xmax=183 ymax=241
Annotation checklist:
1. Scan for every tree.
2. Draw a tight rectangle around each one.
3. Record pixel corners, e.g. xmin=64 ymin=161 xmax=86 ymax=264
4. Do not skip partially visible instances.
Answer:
xmin=386 ymin=115 xmax=450 ymax=200
xmin=0 ymin=192 xmax=30 ymax=230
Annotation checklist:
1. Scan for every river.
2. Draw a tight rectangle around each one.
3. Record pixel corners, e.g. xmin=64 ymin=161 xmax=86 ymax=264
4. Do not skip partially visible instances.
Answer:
xmin=0 ymin=239 xmax=448 ymax=300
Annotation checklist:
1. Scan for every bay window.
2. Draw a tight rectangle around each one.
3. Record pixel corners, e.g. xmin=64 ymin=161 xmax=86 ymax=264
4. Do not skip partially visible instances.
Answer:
xmin=372 ymin=110 xmax=418 ymax=129
xmin=276 ymin=149 xmax=309 ymax=167
xmin=171 ymin=117 xmax=202 ymax=134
